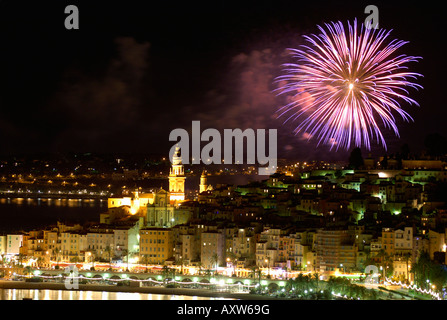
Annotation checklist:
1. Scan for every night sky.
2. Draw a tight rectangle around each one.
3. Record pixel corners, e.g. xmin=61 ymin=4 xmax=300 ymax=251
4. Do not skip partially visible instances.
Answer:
xmin=0 ymin=0 xmax=444 ymax=161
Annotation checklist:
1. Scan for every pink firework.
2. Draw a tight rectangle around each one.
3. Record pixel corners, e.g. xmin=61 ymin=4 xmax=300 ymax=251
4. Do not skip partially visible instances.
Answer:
xmin=275 ymin=19 xmax=423 ymax=150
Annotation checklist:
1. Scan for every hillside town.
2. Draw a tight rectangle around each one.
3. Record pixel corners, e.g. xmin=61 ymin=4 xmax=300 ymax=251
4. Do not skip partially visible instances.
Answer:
xmin=1 ymin=147 xmax=447 ymax=296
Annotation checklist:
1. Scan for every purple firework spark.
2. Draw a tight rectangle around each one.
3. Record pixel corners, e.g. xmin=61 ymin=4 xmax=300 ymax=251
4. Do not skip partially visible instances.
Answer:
xmin=275 ymin=19 xmax=423 ymax=150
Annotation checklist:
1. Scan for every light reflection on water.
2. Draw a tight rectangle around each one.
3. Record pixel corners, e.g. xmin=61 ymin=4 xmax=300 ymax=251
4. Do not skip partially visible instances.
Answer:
xmin=0 ymin=197 xmax=107 ymax=208
xmin=0 ymin=197 xmax=107 ymax=232
xmin=0 ymin=288 xmax=227 ymax=300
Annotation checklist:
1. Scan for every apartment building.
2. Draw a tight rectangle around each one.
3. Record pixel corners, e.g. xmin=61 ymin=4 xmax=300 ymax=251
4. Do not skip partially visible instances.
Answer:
xmin=87 ymin=231 xmax=114 ymax=261
xmin=113 ymin=224 xmax=140 ymax=260
xmin=59 ymin=232 xmax=88 ymax=262
xmin=43 ymin=229 xmax=59 ymax=261
xmin=382 ymin=228 xmax=395 ymax=257
xmin=139 ymin=228 xmax=174 ymax=265
xmin=277 ymin=235 xmax=295 ymax=269
xmin=6 ymin=234 xmax=23 ymax=255
xmin=179 ymin=232 xmax=200 ymax=264
xmin=394 ymin=227 xmax=413 ymax=254
xmin=427 ymin=230 xmax=445 ymax=260
xmin=291 ymin=240 xmax=309 ymax=270
xmin=315 ymin=229 xmax=355 ymax=272
xmin=412 ymin=235 xmax=429 ymax=263
xmin=26 ymin=230 xmax=46 ymax=263
xmin=0 ymin=235 xmax=6 ymax=255
xmin=232 ymin=227 xmax=256 ymax=267
xmin=255 ymin=228 xmax=282 ymax=268
xmin=171 ymin=224 xmax=200 ymax=265
xmin=201 ymin=230 xmax=224 ymax=269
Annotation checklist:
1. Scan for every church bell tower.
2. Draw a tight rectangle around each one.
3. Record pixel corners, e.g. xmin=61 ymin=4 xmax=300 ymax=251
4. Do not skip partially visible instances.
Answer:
xmin=169 ymin=145 xmax=185 ymax=202
xmin=199 ymin=171 xmax=208 ymax=193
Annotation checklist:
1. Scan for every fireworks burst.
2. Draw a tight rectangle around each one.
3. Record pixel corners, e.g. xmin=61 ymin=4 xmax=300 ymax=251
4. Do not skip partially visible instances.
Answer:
xmin=275 ymin=19 xmax=423 ymax=150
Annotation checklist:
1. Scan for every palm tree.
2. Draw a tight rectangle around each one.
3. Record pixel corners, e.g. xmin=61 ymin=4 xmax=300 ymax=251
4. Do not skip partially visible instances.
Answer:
xmin=411 ymin=250 xmax=431 ymax=288
xmin=295 ymin=273 xmax=306 ymax=293
xmin=376 ymin=249 xmax=393 ymax=280
xmin=161 ymin=265 xmax=176 ymax=286
xmin=249 ymin=266 xmax=262 ymax=293
xmin=402 ymin=252 xmax=412 ymax=284
xmin=357 ymin=286 xmax=367 ymax=300
xmin=226 ymin=252 xmax=237 ymax=276
xmin=210 ymin=253 xmax=219 ymax=274
xmin=203 ymin=268 xmax=212 ymax=287
xmin=18 ymin=253 xmax=25 ymax=267
xmin=362 ymin=248 xmax=374 ymax=271
xmin=285 ymin=278 xmax=294 ymax=293
xmin=312 ymin=272 xmax=320 ymax=291
xmin=24 ymin=266 xmax=32 ymax=278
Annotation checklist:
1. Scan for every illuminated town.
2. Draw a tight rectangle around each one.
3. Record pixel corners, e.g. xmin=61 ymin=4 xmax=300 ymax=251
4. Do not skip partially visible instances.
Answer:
xmin=0 ymin=0 xmax=444 ymax=306
xmin=1 ymin=145 xmax=447 ymax=300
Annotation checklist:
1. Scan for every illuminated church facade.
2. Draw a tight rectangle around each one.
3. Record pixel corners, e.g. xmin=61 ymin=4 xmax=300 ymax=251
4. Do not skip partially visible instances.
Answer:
xmin=107 ymin=146 xmax=191 ymax=228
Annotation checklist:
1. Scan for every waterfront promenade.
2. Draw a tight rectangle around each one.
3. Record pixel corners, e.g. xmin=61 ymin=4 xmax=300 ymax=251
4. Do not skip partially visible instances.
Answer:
xmin=0 ymin=280 xmax=276 ymax=300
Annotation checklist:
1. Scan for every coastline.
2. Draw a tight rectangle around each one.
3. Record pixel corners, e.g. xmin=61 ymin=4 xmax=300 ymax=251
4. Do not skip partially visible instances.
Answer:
xmin=0 ymin=280 xmax=278 ymax=300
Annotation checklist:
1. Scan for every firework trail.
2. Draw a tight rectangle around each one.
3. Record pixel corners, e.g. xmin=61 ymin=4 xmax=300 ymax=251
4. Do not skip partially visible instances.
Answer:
xmin=275 ymin=19 xmax=423 ymax=150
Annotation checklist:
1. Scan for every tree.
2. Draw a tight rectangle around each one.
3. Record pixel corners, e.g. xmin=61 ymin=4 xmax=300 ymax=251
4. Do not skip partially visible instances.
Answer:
xmin=429 ymin=263 xmax=447 ymax=292
xmin=249 ymin=266 xmax=262 ymax=289
xmin=411 ymin=250 xmax=431 ymax=288
xmin=295 ymin=273 xmax=308 ymax=293
xmin=24 ymin=266 xmax=32 ymax=278
xmin=248 ymin=266 xmax=262 ymax=294
xmin=402 ymin=252 xmax=412 ymax=284
xmin=411 ymin=250 xmax=447 ymax=291
xmin=312 ymin=272 xmax=320 ymax=291
xmin=226 ymin=252 xmax=237 ymax=276
xmin=335 ymin=169 xmax=343 ymax=179
xmin=210 ymin=253 xmax=219 ymax=274
xmin=161 ymin=266 xmax=175 ymax=286
xmin=348 ymin=147 xmax=364 ymax=170
xmin=376 ymin=249 xmax=393 ymax=279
